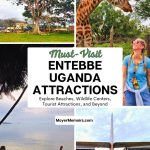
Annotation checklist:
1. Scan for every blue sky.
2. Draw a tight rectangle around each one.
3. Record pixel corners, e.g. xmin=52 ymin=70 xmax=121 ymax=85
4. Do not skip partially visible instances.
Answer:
xmin=76 ymin=108 xmax=150 ymax=143
xmin=114 ymin=108 xmax=150 ymax=142
xmin=75 ymin=108 xmax=111 ymax=142
xmin=0 ymin=90 xmax=74 ymax=150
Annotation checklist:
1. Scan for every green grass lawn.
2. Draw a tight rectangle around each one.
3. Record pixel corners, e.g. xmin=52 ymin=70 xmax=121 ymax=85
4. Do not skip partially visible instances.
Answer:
xmin=0 ymin=32 xmax=74 ymax=42
xmin=95 ymin=42 xmax=132 ymax=57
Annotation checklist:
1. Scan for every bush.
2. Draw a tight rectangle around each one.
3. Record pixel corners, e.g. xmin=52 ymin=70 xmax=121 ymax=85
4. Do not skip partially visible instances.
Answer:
xmin=95 ymin=41 xmax=132 ymax=58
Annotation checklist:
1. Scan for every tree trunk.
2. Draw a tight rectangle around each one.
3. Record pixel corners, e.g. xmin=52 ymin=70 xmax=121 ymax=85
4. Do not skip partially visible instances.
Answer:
xmin=64 ymin=13 xmax=66 ymax=28
xmin=33 ymin=19 xmax=41 ymax=34
xmin=145 ymin=35 xmax=150 ymax=58
xmin=97 ymin=34 xmax=101 ymax=42
xmin=109 ymin=25 xmax=114 ymax=47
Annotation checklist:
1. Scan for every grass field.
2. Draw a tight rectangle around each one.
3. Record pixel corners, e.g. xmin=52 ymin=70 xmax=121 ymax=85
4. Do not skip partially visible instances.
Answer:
xmin=0 ymin=32 xmax=74 ymax=42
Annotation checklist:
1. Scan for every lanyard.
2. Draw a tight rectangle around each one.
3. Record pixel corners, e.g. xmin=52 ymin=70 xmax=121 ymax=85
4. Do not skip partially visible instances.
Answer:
xmin=132 ymin=54 xmax=142 ymax=74
xmin=131 ymin=54 xmax=143 ymax=89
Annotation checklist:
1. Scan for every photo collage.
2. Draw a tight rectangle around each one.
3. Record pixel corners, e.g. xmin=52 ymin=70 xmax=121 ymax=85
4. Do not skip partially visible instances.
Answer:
xmin=0 ymin=0 xmax=150 ymax=150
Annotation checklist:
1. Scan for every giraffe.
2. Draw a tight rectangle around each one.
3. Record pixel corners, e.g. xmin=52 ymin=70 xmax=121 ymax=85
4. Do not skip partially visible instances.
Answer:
xmin=76 ymin=0 xmax=132 ymax=47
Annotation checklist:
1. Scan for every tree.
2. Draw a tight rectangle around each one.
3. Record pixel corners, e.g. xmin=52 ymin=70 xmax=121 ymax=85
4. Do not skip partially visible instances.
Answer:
xmin=135 ymin=0 xmax=150 ymax=20
xmin=55 ymin=0 xmax=74 ymax=28
xmin=5 ymin=19 xmax=16 ymax=28
xmin=76 ymin=0 xmax=80 ymax=8
xmin=0 ymin=45 xmax=27 ymax=95
xmin=90 ymin=2 xmax=120 ymax=41
xmin=0 ymin=45 xmax=27 ymax=125
xmin=9 ymin=0 xmax=58 ymax=34
xmin=0 ymin=20 xmax=5 ymax=27
xmin=90 ymin=1 xmax=144 ymax=43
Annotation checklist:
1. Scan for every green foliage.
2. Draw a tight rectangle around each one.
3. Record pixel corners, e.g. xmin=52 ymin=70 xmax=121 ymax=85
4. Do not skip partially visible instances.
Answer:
xmin=95 ymin=41 xmax=132 ymax=57
xmin=135 ymin=0 xmax=150 ymax=20
xmin=55 ymin=0 xmax=74 ymax=27
xmin=8 ymin=0 xmax=74 ymax=34
xmin=90 ymin=1 xmax=145 ymax=42
xmin=18 ymin=0 xmax=74 ymax=26
xmin=76 ymin=0 xmax=80 ymax=8
xmin=22 ymin=6 xmax=32 ymax=19
xmin=0 ymin=45 xmax=27 ymax=94
xmin=96 ymin=41 xmax=150 ymax=58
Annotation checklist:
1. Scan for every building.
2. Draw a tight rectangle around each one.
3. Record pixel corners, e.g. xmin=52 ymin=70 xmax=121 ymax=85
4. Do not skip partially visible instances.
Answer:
xmin=15 ymin=21 xmax=28 ymax=31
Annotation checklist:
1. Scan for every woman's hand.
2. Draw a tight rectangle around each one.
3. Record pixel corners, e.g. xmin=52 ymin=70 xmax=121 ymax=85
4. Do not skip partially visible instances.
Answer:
xmin=123 ymin=65 xmax=127 ymax=106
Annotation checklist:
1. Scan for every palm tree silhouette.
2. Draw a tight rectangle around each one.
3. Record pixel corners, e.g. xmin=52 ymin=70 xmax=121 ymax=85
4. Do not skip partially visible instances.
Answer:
xmin=0 ymin=45 xmax=27 ymax=125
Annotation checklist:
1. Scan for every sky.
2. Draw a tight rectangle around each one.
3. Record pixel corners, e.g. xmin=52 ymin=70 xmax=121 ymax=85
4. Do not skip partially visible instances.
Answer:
xmin=0 ymin=90 xmax=74 ymax=150
xmin=76 ymin=108 xmax=150 ymax=143
xmin=0 ymin=0 xmax=25 ymax=21
xmin=1 ymin=90 xmax=150 ymax=150
xmin=75 ymin=108 xmax=111 ymax=142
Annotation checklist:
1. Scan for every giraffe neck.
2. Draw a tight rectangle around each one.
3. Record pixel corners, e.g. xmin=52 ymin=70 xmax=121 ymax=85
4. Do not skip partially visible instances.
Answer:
xmin=77 ymin=0 xmax=102 ymax=23
xmin=87 ymin=0 xmax=103 ymax=15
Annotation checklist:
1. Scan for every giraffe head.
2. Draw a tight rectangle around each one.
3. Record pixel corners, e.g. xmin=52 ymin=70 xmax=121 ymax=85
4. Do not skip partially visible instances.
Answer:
xmin=107 ymin=0 xmax=132 ymax=12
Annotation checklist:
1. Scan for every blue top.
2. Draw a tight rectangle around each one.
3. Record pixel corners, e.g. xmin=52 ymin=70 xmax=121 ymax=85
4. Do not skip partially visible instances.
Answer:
xmin=123 ymin=55 xmax=150 ymax=90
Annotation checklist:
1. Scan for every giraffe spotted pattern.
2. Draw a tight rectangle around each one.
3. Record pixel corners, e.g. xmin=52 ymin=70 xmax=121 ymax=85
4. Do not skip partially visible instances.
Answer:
xmin=76 ymin=0 xmax=132 ymax=47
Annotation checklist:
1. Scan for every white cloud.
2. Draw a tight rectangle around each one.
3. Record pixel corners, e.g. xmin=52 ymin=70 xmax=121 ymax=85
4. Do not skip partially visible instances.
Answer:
xmin=0 ymin=0 xmax=25 ymax=20
xmin=76 ymin=108 xmax=110 ymax=142
xmin=114 ymin=108 xmax=150 ymax=142
xmin=0 ymin=88 xmax=27 ymax=102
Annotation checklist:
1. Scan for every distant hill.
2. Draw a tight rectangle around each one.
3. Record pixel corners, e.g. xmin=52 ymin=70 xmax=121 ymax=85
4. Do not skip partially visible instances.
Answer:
xmin=2 ymin=122 xmax=12 ymax=125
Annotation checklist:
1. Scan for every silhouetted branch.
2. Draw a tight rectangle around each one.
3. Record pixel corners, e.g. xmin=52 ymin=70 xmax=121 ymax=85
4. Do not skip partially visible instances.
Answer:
xmin=0 ymin=85 xmax=28 ymax=125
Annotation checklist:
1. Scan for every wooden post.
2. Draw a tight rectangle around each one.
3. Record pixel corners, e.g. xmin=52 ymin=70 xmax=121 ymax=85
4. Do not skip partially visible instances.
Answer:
xmin=145 ymin=35 xmax=150 ymax=58
xmin=109 ymin=26 xmax=114 ymax=47
xmin=60 ymin=146 xmax=63 ymax=150
xmin=0 ymin=146 xmax=6 ymax=150
xmin=110 ymin=113 xmax=114 ymax=150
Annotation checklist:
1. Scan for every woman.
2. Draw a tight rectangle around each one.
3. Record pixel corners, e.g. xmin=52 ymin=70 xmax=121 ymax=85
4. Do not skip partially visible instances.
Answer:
xmin=123 ymin=38 xmax=150 ymax=106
